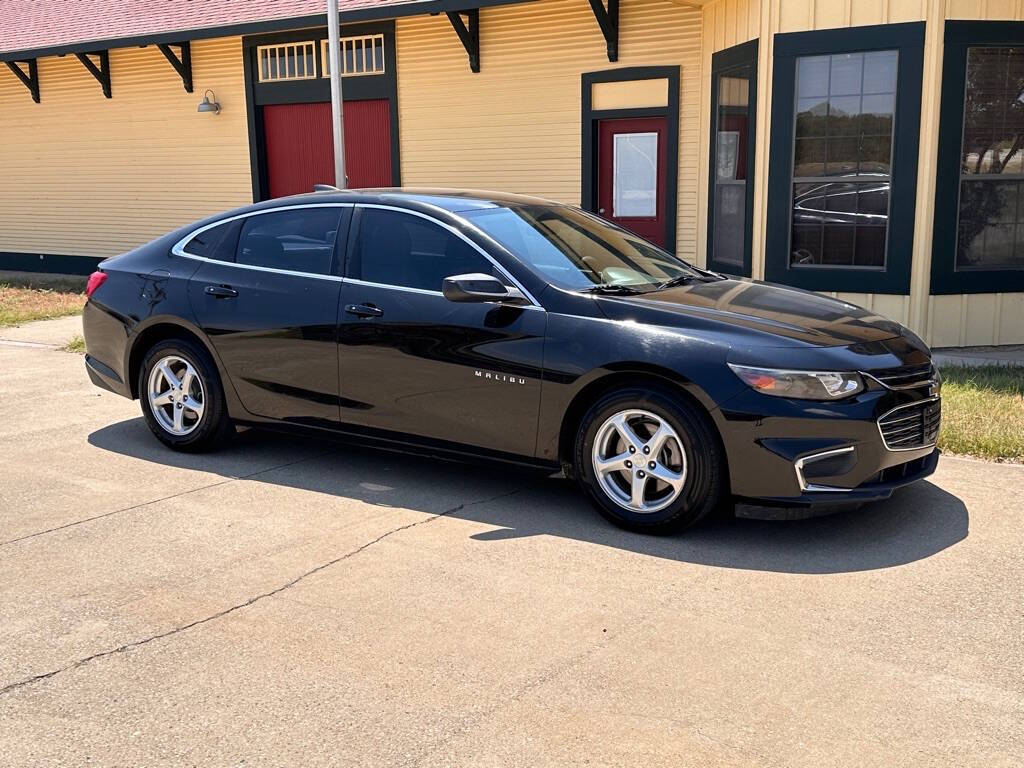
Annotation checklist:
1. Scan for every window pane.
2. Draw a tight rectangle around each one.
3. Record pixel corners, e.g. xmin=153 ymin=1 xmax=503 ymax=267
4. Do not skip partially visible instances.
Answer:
xmin=713 ymin=184 xmax=745 ymax=266
xmin=237 ymin=208 xmax=341 ymax=275
xmin=797 ymin=56 xmax=830 ymax=98
xmin=796 ymin=97 xmax=828 ymax=138
xmin=613 ymin=132 xmax=658 ymax=217
xmin=829 ymin=53 xmax=863 ymax=97
xmin=184 ymin=219 xmax=242 ymax=261
xmin=957 ymin=179 xmax=1024 ymax=269
xmin=791 ymin=49 xmax=897 ymax=268
xmin=863 ymin=50 xmax=899 ymax=94
xmin=961 ymin=47 xmax=1024 ymax=176
xmin=350 ymin=209 xmax=493 ymax=291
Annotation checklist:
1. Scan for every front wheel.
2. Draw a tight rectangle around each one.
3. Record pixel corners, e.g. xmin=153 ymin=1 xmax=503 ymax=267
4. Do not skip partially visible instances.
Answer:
xmin=139 ymin=338 xmax=233 ymax=452
xmin=574 ymin=386 xmax=724 ymax=533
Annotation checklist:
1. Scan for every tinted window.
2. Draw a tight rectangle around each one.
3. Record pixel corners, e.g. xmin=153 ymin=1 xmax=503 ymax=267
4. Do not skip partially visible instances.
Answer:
xmin=183 ymin=219 xmax=242 ymax=261
xmin=349 ymin=208 xmax=495 ymax=291
xmin=236 ymin=208 xmax=343 ymax=275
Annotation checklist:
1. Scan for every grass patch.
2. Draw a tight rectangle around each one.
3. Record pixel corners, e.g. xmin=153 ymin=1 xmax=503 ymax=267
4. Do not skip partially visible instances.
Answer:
xmin=938 ymin=365 xmax=1024 ymax=463
xmin=0 ymin=277 xmax=86 ymax=328
xmin=62 ymin=335 xmax=86 ymax=354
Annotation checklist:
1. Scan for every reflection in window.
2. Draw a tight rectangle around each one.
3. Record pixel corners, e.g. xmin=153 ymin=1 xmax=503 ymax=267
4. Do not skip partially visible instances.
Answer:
xmin=237 ymin=208 xmax=342 ymax=275
xmin=956 ymin=46 xmax=1024 ymax=270
xmin=711 ymin=69 xmax=751 ymax=268
xmin=350 ymin=209 xmax=493 ymax=292
xmin=790 ymin=50 xmax=897 ymax=268
xmin=613 ymin=133 xmax=658 ymax=217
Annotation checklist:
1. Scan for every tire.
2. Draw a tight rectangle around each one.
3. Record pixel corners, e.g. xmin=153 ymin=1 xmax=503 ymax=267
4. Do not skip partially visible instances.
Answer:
xmin=574 ymin=385 xmax=725 ymax=534
xmin=138 ymin=338 xmax=233 ymax=452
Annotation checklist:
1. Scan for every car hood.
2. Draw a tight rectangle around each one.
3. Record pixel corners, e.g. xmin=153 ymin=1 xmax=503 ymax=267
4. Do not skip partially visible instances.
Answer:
xmin=594 ymin=277 xmax=904 ymax=347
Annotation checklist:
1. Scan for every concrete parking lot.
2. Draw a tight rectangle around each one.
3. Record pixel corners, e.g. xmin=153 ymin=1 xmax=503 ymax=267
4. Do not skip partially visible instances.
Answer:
xmin=1 ymin=321 xmax=1022 ymax=767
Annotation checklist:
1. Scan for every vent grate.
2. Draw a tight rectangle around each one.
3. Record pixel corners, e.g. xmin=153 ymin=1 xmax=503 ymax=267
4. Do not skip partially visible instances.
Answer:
xmin=878 ymin=399 xmax=941 ymax=450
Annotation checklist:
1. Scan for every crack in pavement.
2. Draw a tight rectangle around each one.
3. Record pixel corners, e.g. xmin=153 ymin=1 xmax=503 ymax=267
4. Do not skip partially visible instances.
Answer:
xmin=0 ymin=451 xmax=335 ymax=549
xmin=0 ymin=487 xmax=524 ymax=698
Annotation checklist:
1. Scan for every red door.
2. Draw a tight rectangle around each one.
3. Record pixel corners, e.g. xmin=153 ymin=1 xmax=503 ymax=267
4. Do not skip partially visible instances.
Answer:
xmin=262 ymin=99 xmax=392 ymax=198
xmin=597 ymin=117 xmax=668 ymax=247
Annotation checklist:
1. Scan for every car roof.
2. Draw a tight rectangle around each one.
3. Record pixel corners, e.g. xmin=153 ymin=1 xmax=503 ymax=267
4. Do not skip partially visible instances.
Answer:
xmin=264 ymin=187 xmax=562 ymax=213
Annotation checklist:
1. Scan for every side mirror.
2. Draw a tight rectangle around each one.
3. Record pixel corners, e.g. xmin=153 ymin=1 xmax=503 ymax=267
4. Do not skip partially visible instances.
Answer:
xmin=442 ymin=273 xmax=528 ymax=305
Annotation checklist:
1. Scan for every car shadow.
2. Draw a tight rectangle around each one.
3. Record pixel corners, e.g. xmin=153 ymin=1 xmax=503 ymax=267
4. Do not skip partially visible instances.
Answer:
xmin=88 ymin=419 xmax=969 ymax=575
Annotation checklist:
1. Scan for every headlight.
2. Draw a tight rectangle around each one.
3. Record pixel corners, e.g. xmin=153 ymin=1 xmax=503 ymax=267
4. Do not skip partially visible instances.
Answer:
xmin=728 ymin=364 xmax=864 ymax=400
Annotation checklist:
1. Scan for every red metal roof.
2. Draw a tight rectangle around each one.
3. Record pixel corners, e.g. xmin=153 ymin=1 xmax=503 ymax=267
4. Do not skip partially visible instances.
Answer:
xmin=0 ymin=0 xmax=455 ymax=57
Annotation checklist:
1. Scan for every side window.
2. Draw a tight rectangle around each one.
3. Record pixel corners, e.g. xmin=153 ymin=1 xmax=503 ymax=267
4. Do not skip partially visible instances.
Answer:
xmin=349 ymin=208 xmax=496 ymax=291
xmin=183 ymin=219 xmax=242 ymax=261
xmin=236 ymin=207 xmax=342 ymax=275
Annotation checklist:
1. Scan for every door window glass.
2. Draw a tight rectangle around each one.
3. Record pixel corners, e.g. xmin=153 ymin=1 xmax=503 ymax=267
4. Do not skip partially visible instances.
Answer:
xmin=790 ymin=49 xmax=898 ymax=269
xmin=236 ymin=207 xmax=342 ymax=275
xmin=349 ymin=208 xmax=495 ymax=292
xmin=956 ymin=46 xmax=1024 ymax=270
xmin=183 ymin=219 xmax=242 ymax=261
xmin=613 ymin=132 xmax=658 ymax=217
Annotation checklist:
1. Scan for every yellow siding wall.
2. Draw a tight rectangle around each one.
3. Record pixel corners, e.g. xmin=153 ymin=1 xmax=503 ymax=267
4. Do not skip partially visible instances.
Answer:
xmin=395 ymin=0 xmax=702 ymax=259
xmin=699 ymin=0 xmax=1024 ymax=346
xmin=0 ymin=37 xmax=252 ymax=261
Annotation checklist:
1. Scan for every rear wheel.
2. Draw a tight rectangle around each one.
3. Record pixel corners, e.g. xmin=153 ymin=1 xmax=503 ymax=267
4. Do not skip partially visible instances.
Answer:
xmin=574 ymin=386 xmax=724 ymax=533
xmin=139 ymin=338 xmax=233 ymax=452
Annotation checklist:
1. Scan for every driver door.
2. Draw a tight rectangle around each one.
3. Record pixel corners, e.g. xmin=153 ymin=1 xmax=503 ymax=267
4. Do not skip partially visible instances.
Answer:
xmin=336 ymin=206 xmax=546 ymax=457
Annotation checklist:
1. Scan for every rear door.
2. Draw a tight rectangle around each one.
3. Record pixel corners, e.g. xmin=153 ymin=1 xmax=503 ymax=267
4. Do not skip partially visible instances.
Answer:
xmin=336 ymin=206 xmax=546 ymax=457
xmin=186 ymin=205 xmax=349 ymax=425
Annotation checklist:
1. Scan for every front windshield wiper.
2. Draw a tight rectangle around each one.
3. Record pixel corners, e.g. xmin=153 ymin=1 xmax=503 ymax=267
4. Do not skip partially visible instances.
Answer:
xmin=657 ymin=274 xmax=697 ymax=290
xmin=582 ymin=284 xmax=648 ymax=295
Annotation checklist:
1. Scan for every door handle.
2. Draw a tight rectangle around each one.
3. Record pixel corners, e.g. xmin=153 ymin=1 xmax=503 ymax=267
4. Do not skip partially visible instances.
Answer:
xmin=345 ymin=303 xmax=383 ymax=318
xmin=204 ymin=285 xmax=238 ymax=298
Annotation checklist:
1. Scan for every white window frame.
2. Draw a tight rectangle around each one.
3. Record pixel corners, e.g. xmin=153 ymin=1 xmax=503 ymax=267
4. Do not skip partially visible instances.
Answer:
xmin=257 ymin=42 xmax=317 ymax=83
xmin=321 ymin=34 xmax=386 ymax=78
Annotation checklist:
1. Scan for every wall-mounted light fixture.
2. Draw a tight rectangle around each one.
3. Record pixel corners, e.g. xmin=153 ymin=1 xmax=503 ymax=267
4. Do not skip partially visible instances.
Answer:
xmin=197 ymin=89 xmax=220 ymax=114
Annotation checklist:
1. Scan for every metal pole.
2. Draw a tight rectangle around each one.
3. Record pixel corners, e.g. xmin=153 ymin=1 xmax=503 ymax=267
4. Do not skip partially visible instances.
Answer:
xmin=326 ymin=0 xmax=347 ymax=188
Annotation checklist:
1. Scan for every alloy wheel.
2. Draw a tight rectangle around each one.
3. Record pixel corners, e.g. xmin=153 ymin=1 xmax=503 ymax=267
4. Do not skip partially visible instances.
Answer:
xmin=147 ymin=354 xmax=205 ymax=436
xmin=591 ymin=409 xmax=687 ymax=513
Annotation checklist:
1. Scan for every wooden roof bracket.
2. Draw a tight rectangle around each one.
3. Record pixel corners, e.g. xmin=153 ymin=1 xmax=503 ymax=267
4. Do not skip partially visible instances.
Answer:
xmin=157 ymin=42 xmax=193 ymax=92
xmin=588 ymin=0 xmax=619 ymax=62
xmin=75 ymin=50 xmax=111 ymax=98
xmin=446 ymin=8 xmax=480 ymax=72
xmin=5 ymin=58 xmax=40 ymax=102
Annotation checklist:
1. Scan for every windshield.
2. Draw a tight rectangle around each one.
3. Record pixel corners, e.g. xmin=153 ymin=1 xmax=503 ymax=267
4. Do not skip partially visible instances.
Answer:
xmin=463 ymin=204 xmax=702 ymax=291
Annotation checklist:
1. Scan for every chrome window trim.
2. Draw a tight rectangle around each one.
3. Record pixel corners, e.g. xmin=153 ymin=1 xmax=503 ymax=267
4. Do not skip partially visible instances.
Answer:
xmin=876 ymin=396 xmax=941 ymax=452
xmin=794 ymin=445 xmax=856 ymax=493
xmin=353 ymin=203 xmax=543 ymax=308
xmin=344 ymin=277 xmax=442 ymax=297
xmin=170 ymin=201 xmax=545 ymax=308
xmin=171 ymin=202 xmax=354 ymax=282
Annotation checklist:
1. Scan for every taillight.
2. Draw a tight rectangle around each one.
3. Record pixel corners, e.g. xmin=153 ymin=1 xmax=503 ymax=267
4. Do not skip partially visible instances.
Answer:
xmin=85 ymin=271 xmax=108 ymax=297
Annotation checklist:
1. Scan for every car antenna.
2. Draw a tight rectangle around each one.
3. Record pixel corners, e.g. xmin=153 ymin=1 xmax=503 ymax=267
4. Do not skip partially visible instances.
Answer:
xmin=313 ymin=183 xmax=341 ymax=192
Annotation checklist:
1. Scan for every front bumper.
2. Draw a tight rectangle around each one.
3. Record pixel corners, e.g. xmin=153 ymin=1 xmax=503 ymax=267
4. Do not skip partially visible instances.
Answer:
xmin=715 ymin=374 xmax=940 ymax=516
xmin=734 ymin=448 xmax=938 ymax=520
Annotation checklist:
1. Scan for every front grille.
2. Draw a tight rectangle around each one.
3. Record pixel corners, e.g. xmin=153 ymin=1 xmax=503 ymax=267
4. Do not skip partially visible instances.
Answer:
xmin=867 ymin=362 xmax=935 ymax=390
xmin=878 ymin=399 xmax=941 ymax=450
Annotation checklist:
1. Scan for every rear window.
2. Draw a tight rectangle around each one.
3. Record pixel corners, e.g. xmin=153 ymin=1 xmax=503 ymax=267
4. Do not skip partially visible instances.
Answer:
xmin=182 ymin=219 xmax=242 ymax=261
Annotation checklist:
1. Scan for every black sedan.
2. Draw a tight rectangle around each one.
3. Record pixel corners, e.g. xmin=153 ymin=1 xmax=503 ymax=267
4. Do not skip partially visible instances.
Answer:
xmin=82 ymin=189 xmax=940 ymax=533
